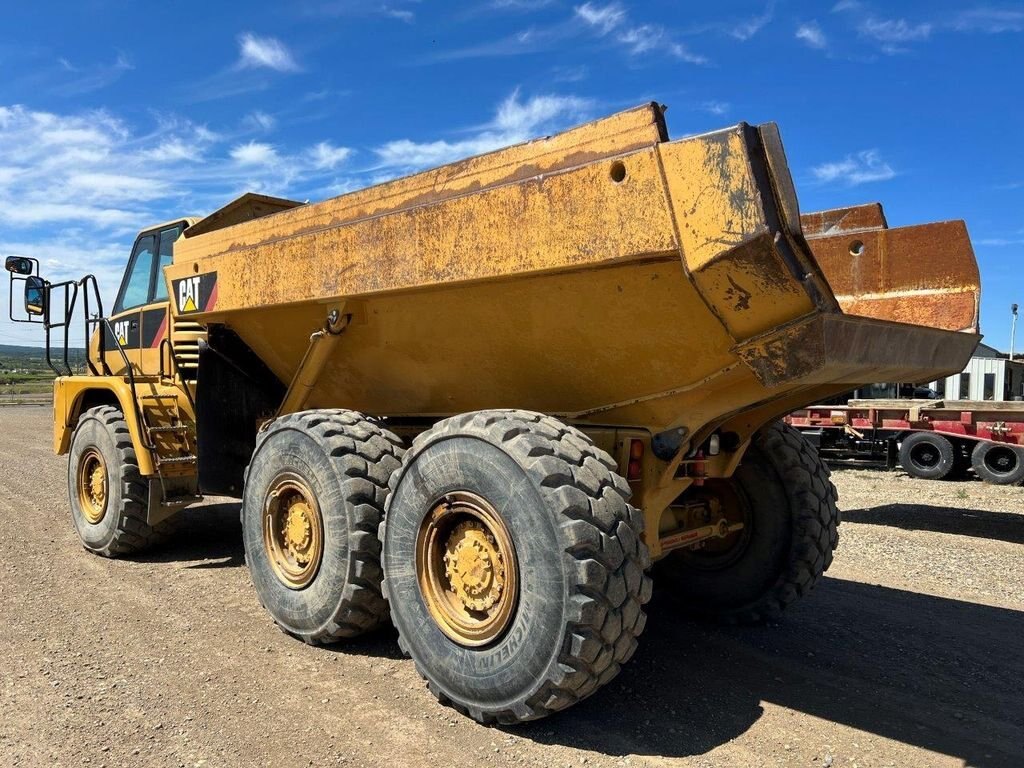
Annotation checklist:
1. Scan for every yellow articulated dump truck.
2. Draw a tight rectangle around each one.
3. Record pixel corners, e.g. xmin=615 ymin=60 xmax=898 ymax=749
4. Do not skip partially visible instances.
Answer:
xmin=7 ymin=103 xmax=980 ymax=723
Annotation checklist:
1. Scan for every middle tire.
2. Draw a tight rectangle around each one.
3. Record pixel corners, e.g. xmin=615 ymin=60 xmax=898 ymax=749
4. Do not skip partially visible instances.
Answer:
xmin=381 ymin=409 xmax=651 ymax=724
xmin=242 ymin=409 xmax=403 ymax=644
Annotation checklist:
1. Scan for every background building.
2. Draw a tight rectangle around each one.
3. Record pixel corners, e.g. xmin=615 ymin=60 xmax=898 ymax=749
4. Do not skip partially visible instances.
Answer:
xmin=928 ymin=342 xmax=1024 ymax=401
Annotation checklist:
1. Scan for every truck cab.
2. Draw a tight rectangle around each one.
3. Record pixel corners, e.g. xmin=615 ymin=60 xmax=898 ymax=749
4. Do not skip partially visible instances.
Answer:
xmin=101 ymin=219 xmax=192 ymax=377
xmin=5 ymin=217 xmax=204 ymax=526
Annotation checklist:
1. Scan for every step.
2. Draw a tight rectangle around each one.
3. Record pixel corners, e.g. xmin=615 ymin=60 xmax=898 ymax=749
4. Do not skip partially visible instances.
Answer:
xmin=156 ymin=455 xmax=198 ymax=466
xmin=161 ymin=493 xmax=204 ymax=508
xmin=147 ymin=425 xmax=190 ymax=434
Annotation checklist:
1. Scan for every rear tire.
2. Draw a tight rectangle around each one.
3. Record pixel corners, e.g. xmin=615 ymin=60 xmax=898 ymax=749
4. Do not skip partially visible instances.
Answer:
xmin=68 ymin=405 xmax=177 ymax=557
xmin=971 ymin=441 xmax=1024 ymax=485
xmin=242 ymin=409 xmax=403 ymax=644
xmin=381 ymin=409 xmax=651 ymax=724
xmin=899 ymin=432 xmax=955 ymax=480
xmin=656 ymin=421 xmax=839 ymax=624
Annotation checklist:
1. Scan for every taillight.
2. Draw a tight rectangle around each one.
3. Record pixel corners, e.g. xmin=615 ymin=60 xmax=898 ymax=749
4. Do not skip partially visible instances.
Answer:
xmin=627 ymin=439 xmax=644 ymax=481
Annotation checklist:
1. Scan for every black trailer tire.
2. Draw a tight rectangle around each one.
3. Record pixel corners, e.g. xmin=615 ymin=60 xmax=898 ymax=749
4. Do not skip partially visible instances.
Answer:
xmin=656 ymin=421 xmax=839 ymax=624
xmin=380 ymin=409 xmax=651 ymax=724
xmin=68 ymin=405 xmax=178 ymax=557
xmin=971 ymin=441 xmax=1024 ymax=485
xmin=242 ymin=409 xmax=403 ymax=644
xmin=899 ymin=432 xmax=955 ymax=480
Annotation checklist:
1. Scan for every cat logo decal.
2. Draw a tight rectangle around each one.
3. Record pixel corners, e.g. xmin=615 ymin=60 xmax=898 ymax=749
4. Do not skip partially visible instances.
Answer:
xmin=113 ymin=320 xmax=129 ymax=346
xmin=172 ymin=272 xmax=218 ymax=314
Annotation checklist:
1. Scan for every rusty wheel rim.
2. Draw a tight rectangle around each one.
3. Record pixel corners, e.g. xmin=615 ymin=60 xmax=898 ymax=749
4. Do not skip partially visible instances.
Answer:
xmin=416 ymin=491 xmax=519 ymax=647
xmin=77 ymin=448 xmax=108 ymax=525
xmin=262 ymin=473 xmax=324 ymax=590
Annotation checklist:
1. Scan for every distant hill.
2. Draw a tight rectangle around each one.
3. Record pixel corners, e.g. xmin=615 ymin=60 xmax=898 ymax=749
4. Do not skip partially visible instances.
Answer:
xmin=0 ymin=344 xmax=87 ymax=371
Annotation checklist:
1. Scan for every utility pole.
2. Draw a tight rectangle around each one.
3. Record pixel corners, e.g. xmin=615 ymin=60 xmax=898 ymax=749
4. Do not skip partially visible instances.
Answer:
xmin=1012 ymin=304 xmax=1019 ymax=361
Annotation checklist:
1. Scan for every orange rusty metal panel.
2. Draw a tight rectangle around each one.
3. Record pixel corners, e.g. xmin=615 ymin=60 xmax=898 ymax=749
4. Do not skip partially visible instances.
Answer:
xmin=806 ymin=220 xmax=980 ymax=332
xmin=801 ymin=203 xmax=888 ymax=236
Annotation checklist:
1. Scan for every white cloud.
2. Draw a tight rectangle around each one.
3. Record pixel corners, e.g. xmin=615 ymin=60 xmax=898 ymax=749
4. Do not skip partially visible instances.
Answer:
xmin=618 ymin=26 xmax=708 ymax=63
xmin=237 ymin=32 xmax=301 ymax=72
xmin=0 ymin=103 xmax=352 ymax=238
xmin=0 ymin=101 xmax=358 ymax=346
xmin=375 ymin=90 xmax=591 ymax=172
xmin=811 ymin=150 xmax=897 ymax=186
xmin=48 ymin=53 xmax=134 ymax=96
xmin=381 ymin=6 xmax=414 ymax=22
xmin=230 ymin=141 xmax=279 ymax=166
xmin=142 ymin=138 xmax=196 ymax=162
xmin=977 ymin=237 xmax=1024 ymax=246
xmin=574 ymin=2 xmax=626 ymax=35
xmin=699 ymin=101 xmax=730 ymax=116
xmin=0 ymin=202 xmax=142 ymax=228
xmin=951 ymin=8 xmax=1024 ymax=33
xmin=65 ymin=173 xmax=173 ymax=203
xmin=244 ymin=110 xmax=277 ymax=131
xmin=310 ymin=142 xmax=352 ymax=170
xmin=575 ymin=2 xmax=706 ymax=63
xmin=491 ymin=0 xmax=556 ymax=8
xmin=731 ymin=3 xmax=775 ymax=41
xmin=859 ymin=17 xmax=932 ymax=44
xmin=796 ymin=21 xmax=828 ymax=49
xmin=552 ymin=64 xmax=588 ymax=83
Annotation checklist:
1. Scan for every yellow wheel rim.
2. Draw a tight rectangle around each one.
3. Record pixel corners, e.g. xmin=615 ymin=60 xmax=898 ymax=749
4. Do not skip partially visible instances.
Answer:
xmin=262 ymin=473 xmax=324 ymax=590
xmin=416 ymin=491 xmax=519 ymax=647
xmin=77 ymin=448 xmax=108 ymax=525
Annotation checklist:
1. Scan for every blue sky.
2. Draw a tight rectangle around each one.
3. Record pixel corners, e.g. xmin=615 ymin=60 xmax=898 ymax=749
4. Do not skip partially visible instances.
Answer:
xmin=1 ymin=0 xmax=1022 ymax=349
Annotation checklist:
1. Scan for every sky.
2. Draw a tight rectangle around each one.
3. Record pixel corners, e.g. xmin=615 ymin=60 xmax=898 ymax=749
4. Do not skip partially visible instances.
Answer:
xmin=0 ymin=0 xmax=1022 ymax=350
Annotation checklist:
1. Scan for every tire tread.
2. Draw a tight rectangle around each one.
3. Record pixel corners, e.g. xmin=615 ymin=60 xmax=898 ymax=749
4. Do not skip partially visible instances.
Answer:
xmin=381 ymin=409 xmax=651 ymax=723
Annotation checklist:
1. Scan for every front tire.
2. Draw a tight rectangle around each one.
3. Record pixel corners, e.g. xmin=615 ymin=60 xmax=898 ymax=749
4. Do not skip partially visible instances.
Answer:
xmin=242 ymin=410 xmax=403 ymax=644
xmin=656 ymin=422 xmax=839 ymax=624
xmin=68 ymin=405 xmax=177 ymax=557
xmin=381 ymin=410 xmax=651 ymax=724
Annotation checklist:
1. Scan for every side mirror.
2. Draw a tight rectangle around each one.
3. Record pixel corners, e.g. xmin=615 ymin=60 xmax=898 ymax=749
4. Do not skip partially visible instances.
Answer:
xmin=5 ymin=256 xmax=35 ymax=275
xmin=24 ymin=275 xmax=47 ymax=317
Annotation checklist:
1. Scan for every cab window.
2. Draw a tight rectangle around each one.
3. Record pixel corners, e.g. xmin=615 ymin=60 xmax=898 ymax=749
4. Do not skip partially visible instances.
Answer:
xmin=112 ymin=223 xmax=185 ymax=314
xmin=152 ymin=225 xmax=183 ymax=303
xmin=114 ymin=235 xmax=156 ymax=314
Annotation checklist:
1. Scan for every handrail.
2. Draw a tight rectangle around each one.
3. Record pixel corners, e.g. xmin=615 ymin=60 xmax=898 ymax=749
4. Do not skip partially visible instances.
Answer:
xmin=94 ymin=316 xmax=156 ymax=451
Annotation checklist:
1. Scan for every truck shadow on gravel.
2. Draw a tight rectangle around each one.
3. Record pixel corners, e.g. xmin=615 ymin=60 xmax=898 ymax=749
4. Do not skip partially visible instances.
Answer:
xmin=130 ymin=502 xmax=246 ymax=569
xmin=131 ymin=501 xmax=1022 ymax=767
xmin=842 ymin=503 xmax=1024 ymax=545
xmin=512 ymin=579 xmax=1023 ymax=768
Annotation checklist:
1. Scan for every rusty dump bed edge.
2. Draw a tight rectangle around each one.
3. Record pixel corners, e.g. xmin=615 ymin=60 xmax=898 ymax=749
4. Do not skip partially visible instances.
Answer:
xmin=802 ymin=202 xmax=980 ymax=334
xmin=164 ymin=104 xmax=981 ymax=441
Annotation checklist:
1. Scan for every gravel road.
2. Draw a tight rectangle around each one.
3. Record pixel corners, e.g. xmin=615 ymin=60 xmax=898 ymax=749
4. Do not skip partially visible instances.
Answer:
xmin=1 ymin=406 xmax=1021 ymax=768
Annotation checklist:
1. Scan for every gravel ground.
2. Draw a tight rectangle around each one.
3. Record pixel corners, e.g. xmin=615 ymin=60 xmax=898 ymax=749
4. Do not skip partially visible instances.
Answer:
xmin=0 ymin=406 xmax=1021 ymax=768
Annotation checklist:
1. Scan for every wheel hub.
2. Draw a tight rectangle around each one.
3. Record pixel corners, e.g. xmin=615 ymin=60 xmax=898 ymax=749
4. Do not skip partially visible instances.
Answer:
xmin=77 ymin=448 xmax=108 ymax=525
xmin=284 ymin=500 xmax=315 ymax=562
xmin=416 ymin=492 xmax=519 ymax=647
xmin=443 ymin=521 xmax=505 ymax=612
xmin=263 ymin=475 xmax=324 ymax=590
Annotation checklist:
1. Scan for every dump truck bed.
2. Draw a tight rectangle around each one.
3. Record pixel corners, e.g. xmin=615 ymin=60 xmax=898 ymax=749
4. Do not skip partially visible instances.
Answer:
xmin=164 ymin=104 xmax=979 ymax=444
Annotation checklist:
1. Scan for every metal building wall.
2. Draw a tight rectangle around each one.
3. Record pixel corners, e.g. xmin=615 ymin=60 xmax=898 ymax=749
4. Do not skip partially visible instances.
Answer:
xmin=930 ymin=357 xmax=1007 ymax=400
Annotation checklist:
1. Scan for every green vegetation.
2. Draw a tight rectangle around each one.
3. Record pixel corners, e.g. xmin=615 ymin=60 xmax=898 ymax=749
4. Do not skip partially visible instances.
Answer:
xmin=0 ymin=344 xmax=86 ymax=403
